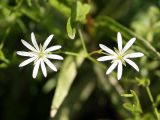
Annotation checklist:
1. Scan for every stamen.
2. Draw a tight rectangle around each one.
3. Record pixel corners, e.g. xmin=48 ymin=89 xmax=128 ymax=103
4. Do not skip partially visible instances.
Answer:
xmin=114 ymin=47 xmax=126 ymax=66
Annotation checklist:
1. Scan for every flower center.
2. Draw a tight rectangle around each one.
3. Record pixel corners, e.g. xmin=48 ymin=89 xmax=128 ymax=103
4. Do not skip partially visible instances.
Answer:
xmin=114 ymin=48 xmax=126 ymax=66
xmin=38 ymin=44 xmax=45 ymax=59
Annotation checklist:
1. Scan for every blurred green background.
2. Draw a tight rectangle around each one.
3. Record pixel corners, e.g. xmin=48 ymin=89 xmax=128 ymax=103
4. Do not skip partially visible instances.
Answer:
xmin=0 ymin=0 xmax=160 ymax=120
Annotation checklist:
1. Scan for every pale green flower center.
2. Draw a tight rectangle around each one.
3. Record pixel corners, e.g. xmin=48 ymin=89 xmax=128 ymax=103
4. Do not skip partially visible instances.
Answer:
xmin=38 ymin=44 xmax=46 ymax=59
xmin=114 ymin=48 xmax=126 ymax=66
xmin=34 ymin=44 xmax=46 ymax=65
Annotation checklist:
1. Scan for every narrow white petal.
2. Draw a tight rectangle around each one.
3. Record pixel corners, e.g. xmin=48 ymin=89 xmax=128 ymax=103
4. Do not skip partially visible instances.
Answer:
xmin=19 ymin=57 xmax=36 ymax=67
xmin=21 ymin=39 xmax=37 ymax=52
xmin=44 ymin=58 xmax=57 ymax=72
xmin=117 ymin=32 xmax=122 ymax=51
xmin=122 ymin=38 xmax=136 ymax=54
xmin=41 ymin=60 xmax=47 ymax=77
xmin=99 ymin=44 xmax=116 ymax=55
xmin=43 ymin=34 xmax=54 ymax=50
xmin=97 ymin=56 xmax=116 ymax=61
xmin=46 ymin=54 xmax=63 ymax=60
xmin=124 ymin=58 xmax=139 ymax=71
xmin=117 ymin=61 xmax=123 ymax=80
xmin=17 ymin=51 xmax=36 ymax=57
xmin=32 ymin=59 xmax=41 ymax=78
xmin=124 ymin=52 xmax=144 ymax=59
xmin=106 ymin=61 xmax=118 ymax=74
xmin=44 ymin=45 xmax=61 ymax=53
xmin=31 ymin=32 xmax=39 ymax=51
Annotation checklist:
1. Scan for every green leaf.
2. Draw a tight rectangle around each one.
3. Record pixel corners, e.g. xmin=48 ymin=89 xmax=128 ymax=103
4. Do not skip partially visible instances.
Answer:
xmin=136 ymin=77 xmax=150 ymax=87
xmin=42 ymin=78 xmax=57 ymax=94
xmin=66 ymin=1 xmax=90 ymax=39
xmin=50 ymin=51 xmax=85 ymax=118
xmin=130 ymin=90 xmax=142 ymax=113
xmin=20 ymin=7 xmax=40 ymax=22
xmin=0 ymin=50 xmax=9 ymax=63
xmin=27 ymin=0 xmax=32 ymax=6
xmin=0 ymin=63 xmax=8 ymax=68
xmin=49 ymin=0 xmax=70 ymax=16
xmin=156 ymin=94 xmax=160 ymax=106
xmin=76 ymin=1 xmax=91 ymax=23
xmin=123 ymin=103 xmax=134 ymax=112
xmin=122 ymin=90 xmax=142 ymax=114
xmin=66 ymin=17 xmax=76 ymax=39
xmin=121 ymin=94 xmax=133 ymax=98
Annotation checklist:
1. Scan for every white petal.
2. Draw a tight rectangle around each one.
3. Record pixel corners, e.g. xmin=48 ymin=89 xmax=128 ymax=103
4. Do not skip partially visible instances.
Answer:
xmin=117 ymin=32 xmax=122 ymax=51
xmin=99 ymin=44 xmax=116 ymax=55
xmin=43 ymin=34 xmax=54 ymax=50
xmin=41 ymin=60 xmax=47 ymax=77
xmin=32 ymin=59 xmax=41 ymax=78
xmin=124 ymin=52 xmax=144 ymax=59
xmin=44 ymin=58 xmax=57 ymax=72
xmin=117 ymin=61 xmax=123 ymax=80
xmin=122 ymin=37 xmax=136 ymax=54
xmin=21 ymin=39 xmax=37 ymax=52
xmin=46 ymin=54 xmax=63 ymax=60
xmin=44 ymin=45 xmax=61 ymax=53
xmin=31 ymin=32 xmax=39 ymax=51
xmin=97 ymin=56 xmax=116 ymax=61
xmin=17 ymin=51 xmax=36 ymax=57
xmin=124 ymin=58 xmax=139 ymax=71
xmin=106 ymin=61 xmax=118 ymax=74
xmin=19 ymin=57 xmax=36 ymax=67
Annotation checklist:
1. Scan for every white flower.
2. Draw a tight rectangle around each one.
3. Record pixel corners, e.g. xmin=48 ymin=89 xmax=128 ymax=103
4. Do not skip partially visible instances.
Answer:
xmin=17 ymin=32 xmax=63 ymax=79
xmin=97 ymin=32 xmax=144 ymax=80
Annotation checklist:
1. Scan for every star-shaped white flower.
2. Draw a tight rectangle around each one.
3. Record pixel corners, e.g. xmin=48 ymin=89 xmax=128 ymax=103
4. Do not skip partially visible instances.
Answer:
xmin=97 ymin=32 xmax=144 ymax=80
xmin=17 ymin=32 xmax=63 ymax=79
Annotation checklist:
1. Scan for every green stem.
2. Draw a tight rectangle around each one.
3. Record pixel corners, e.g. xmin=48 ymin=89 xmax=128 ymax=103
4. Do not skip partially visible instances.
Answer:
xmin=89 ymin=50 xmax=102 ymax=55
xmin=89 ymin=50 xmax=108 ymax=56
xmin=146 ymin=86 xmax=159 ymax=120
xmin=63 ymin=51 xmax=79 ymax=56
xmin=51 ymin=51 xmax=79 ymax=57
xmin=0 ymin=27 xmax=11 ymax=49
xmin=78 ymin=28 xmax=88 ymax=54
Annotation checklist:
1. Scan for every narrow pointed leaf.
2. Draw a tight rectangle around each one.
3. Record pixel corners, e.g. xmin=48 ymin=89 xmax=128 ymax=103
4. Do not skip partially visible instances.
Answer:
xmin=50 ymin=51 xmax=85 ymax=118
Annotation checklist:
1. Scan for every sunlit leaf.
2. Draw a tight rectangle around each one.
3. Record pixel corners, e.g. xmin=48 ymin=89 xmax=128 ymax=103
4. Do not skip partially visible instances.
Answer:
xmin=76 ymin=1 xmax=90 ymax=23
xmin=66 ymin=1 xmax=91 ymax=39
xmin=50 ymin=51 xmax=85 ymax=118
xmin=123 ymin=103 xmax=134 ymax=112
xmin=66 ymin=17 xmax=76 ymax=39
xmin=121 ymin=94 xmax=133 ymax=98
xmin=122 ymin=90 xmax=142 ymax=114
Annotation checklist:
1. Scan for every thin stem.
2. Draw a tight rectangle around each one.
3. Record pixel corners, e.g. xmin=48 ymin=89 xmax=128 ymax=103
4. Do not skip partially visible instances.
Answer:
xmin=63 ymin=51 xmax=79 ymax=56
xmin=51 ymin=50 xmax=79 ymax=57
xmin=78 ymin=28 xmax=88 ymax=54
xmin=146 ymin=86 xmax=159 ymax=120
xmin=89 ymin=50 xmax=108 ymax=56
xmin=89 ymin=50 xmax=102 ymax=55
xmin=0 ymin=27 xmax=11 ymax=49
